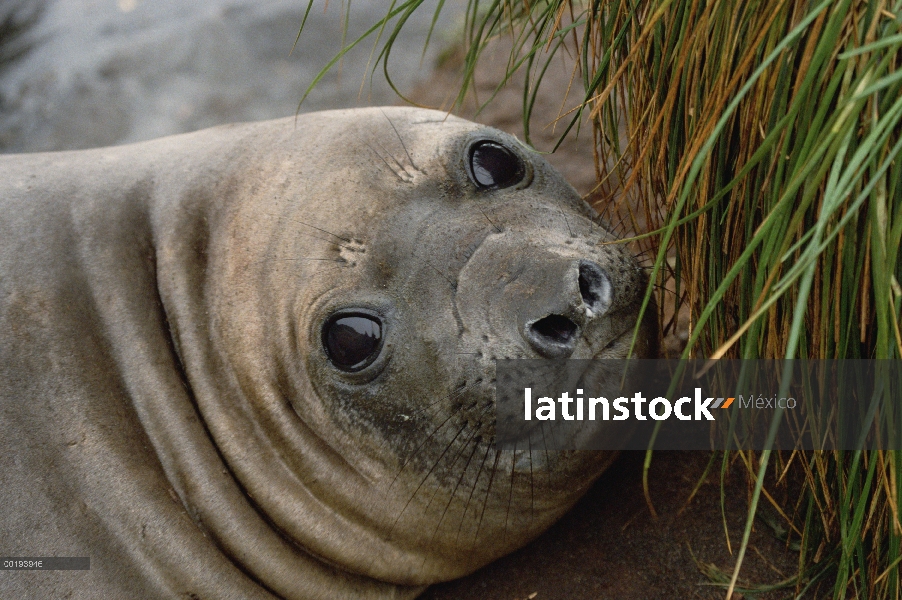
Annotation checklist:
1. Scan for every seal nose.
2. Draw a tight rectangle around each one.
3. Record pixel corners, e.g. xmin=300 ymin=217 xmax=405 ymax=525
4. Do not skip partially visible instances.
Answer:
xmin=523 ymin=260 xmax=611 ymax=359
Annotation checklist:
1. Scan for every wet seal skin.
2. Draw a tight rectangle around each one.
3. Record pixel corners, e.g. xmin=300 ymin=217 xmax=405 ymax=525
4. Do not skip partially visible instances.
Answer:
xmin=0 ymin=107 xmax=657 ymax=599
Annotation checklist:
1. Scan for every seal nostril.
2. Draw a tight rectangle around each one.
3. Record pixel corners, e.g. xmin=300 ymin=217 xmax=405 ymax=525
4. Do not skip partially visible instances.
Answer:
xmin=531 ymin=314 xmax=577 ymax=345
xmin=525 ymin=314 xmax=579 ymax=358
xmin=578 ymin=261 xmax=612 ymax=316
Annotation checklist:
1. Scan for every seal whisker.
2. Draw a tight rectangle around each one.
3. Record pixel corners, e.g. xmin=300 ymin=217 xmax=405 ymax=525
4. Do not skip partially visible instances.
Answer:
xmin=252 ymin=257 xmax=348 ymax=266
xmin=503 ymin=444 xmax=518 ymax=546
xmin=403 ymin=382 xmax=467 ymax=420
xmin=471 ymin=445 xmax=505 ymax=547
xmin=386 ymin=421 xmax=469 ymax=541
xmin=380 ymin=109 xmax=421 ymax=173
xmin=608 ymin=211 xmax=633 ymax=236
xmin=528 ymin=431 xmax=535 ymax=523
xmin=425 ymin=262 xmax=455 ymax=288
xmin=276 ymin=216 xmax=352 ymax=244
xmin=368 ymin=386 xmax=471 ymax=575
xmin=453 ymin=435 xmax=494 ymax=548
xmin=558 ymin=206 xmax=575 ymax=238
xmin=292 ymin=230 xmax=355 ymax=249
xmin=418 ymin=417 xmax=488 ymax=570
xmin=376 ymin=140 xmax=409 ymax=175
xmin=366 ymin=142 xmax=409 ymax=183
xmin=419 ymin=401 xmax=491 ymax=517
xmin=423 ymin=412 xmax=478 ymax=524
xmin=590 ymin=215 xmax=618 ymax=238
xmin=537 ymin=420 xmax=554 ymax=500
xmin=595 ymin=200 xmax=617 ymax=224
xmin=478 ymin=207 xmax=503 ymax=234
xmin=388 ymin=385 xmax=469 ymax=489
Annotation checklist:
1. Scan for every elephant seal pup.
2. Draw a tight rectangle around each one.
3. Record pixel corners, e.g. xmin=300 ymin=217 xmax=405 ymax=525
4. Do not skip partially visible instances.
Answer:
xmin=0 ymin=107 xmax=656 ymax=599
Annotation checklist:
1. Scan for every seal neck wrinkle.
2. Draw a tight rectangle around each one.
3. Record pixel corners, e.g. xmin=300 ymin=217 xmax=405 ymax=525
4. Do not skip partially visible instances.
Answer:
xmin=142 ymin=128 xmax=427 ymax=598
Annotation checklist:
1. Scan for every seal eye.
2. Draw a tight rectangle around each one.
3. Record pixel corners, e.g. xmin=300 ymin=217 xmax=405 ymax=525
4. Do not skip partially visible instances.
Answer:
xmin=469 ymin=141 xmax=525 ymax=189
xmin=322 ymin=314 xmax=383 ymax=371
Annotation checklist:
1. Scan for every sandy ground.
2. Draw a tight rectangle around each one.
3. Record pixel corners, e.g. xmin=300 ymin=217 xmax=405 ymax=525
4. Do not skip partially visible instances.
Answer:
xmin=423 ymin=451 xmax=803 ymax=600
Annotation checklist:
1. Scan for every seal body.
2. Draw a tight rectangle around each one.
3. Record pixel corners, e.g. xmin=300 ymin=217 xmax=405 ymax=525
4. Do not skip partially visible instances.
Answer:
xmin=0 ymin=107 xmax=656 ymax=599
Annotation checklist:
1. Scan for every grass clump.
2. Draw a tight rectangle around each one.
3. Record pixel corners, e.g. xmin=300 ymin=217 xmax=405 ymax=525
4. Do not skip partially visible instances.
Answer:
xmin=298 ymin=1 xmax=902 ymax=597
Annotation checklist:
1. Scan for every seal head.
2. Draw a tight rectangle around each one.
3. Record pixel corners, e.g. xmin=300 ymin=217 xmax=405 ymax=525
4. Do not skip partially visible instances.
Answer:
xmin=0 ymin=107 xmax=656 ymax=599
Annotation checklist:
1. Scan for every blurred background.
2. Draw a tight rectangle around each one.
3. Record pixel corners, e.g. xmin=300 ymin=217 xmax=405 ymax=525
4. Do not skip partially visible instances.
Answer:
xmin=0 ymin=0 xmax=462 ymax=152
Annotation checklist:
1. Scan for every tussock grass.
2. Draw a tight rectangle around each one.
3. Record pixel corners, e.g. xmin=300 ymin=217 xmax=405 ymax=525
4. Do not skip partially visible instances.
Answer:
xmin=299 ymin=1 xmax=902 ymax=597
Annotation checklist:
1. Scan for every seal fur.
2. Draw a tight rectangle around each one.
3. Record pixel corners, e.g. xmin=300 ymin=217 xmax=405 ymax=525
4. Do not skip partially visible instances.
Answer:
xmin=0 ymin=107 xmax=656 ymax=599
